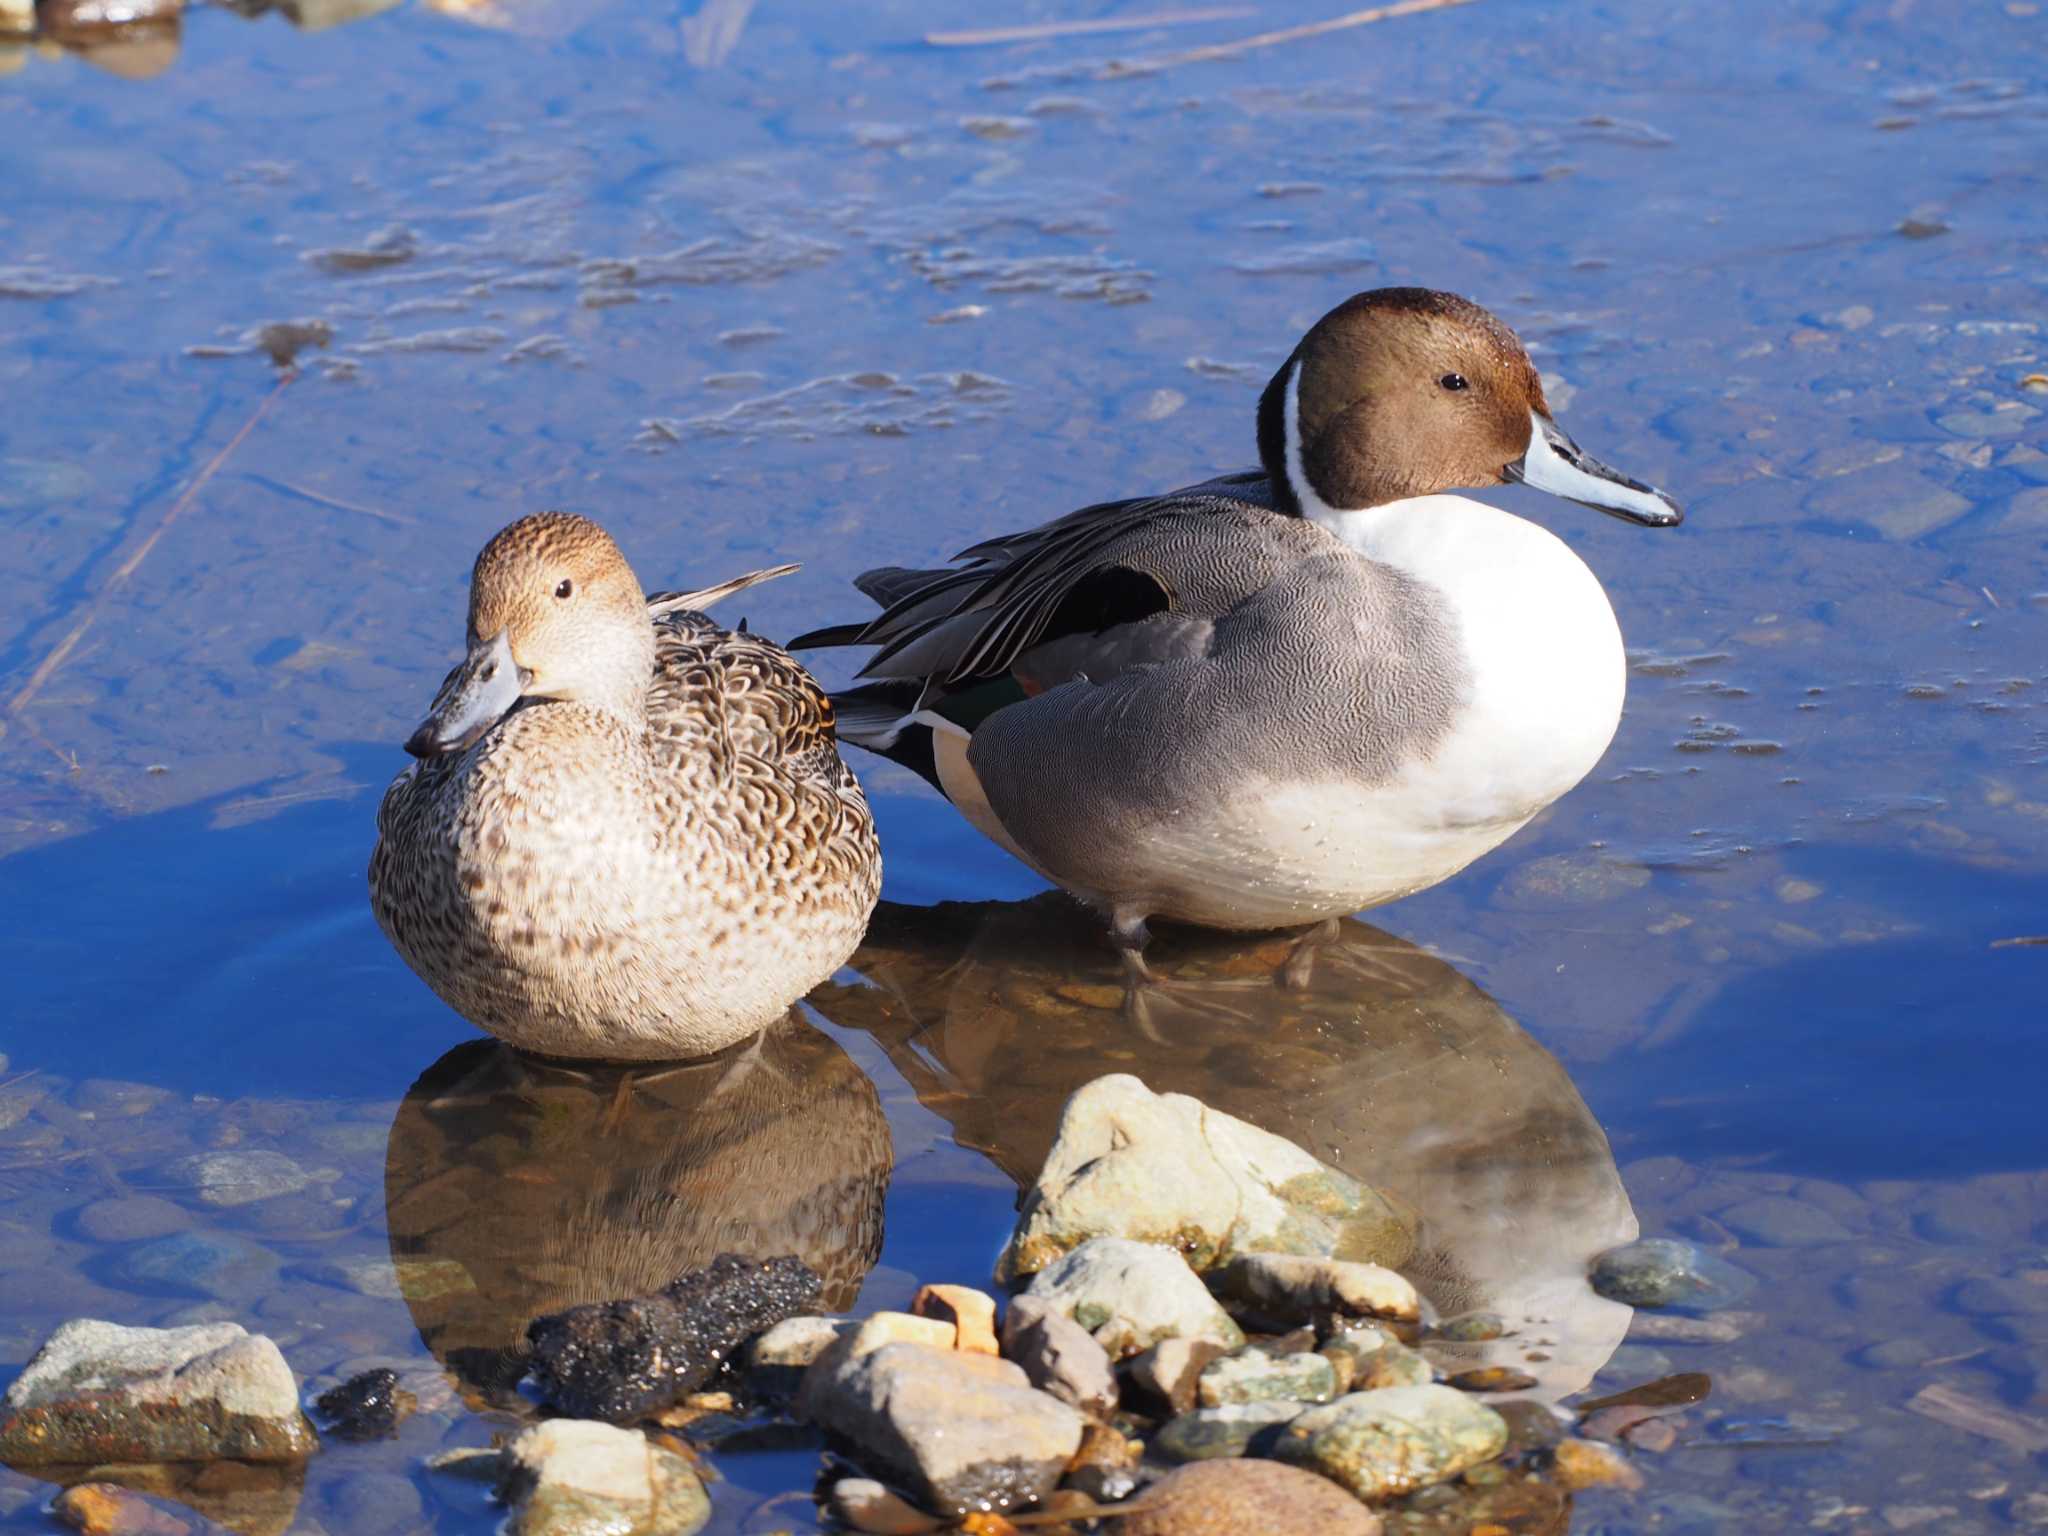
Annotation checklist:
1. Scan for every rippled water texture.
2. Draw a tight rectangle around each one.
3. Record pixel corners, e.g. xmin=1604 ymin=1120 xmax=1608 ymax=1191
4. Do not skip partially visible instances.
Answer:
xmin=3 ymin=0 xmax=2046 ymax=1531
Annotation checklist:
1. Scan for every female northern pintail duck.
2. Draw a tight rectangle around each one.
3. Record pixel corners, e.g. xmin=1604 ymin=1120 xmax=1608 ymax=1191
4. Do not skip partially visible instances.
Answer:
xmin=371 ymin=513 xmax=881 ymax=1060
xmin=793 ymin=288 xmax=1679 ymax=979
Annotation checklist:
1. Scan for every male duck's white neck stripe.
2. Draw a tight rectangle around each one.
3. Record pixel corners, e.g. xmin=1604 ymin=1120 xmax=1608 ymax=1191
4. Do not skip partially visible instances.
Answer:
xmin=1282 ymin=356 xmax=1353 ymax=527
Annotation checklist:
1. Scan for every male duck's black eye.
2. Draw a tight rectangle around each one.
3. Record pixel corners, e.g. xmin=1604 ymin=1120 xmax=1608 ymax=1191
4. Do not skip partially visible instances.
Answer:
xmin=1439 ymin=372 xmax=1469 ymax=392
xmin=555 ymin=578 xmax=574 ymax=600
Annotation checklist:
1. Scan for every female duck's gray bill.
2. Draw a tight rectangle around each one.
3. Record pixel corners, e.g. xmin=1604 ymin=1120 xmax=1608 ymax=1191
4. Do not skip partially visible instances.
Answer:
xmin=1507 ymin=411 xmax=1683 ymax=527
xmin=404 ymin=629 xmax=529 ymax=759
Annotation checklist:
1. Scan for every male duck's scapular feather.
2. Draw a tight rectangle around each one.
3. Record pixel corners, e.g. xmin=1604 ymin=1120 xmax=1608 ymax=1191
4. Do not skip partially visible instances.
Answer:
xmin=372 ymin=520 xmax=879 ymax=1061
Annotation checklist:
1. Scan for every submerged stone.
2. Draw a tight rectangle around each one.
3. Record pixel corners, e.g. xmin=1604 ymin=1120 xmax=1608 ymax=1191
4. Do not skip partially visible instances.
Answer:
xmin=110 ymin=1231 xmax=281 ymax=1301
xmin=527 ymin=1252 xmax=820 ymax=1420
xmin=1588 ymin=1239 xmax=1756 ymax=1311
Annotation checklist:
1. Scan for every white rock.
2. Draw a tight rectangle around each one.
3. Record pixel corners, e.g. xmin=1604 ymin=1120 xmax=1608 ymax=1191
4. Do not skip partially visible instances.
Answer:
xmin=1023 ymin=1237 xmax=1243 ymax=1360
xmin=0 ymin=1319 xmax=315 ymax=1463
xmin=499 ymin=1419 xmax=709 ymax=1536
xmin=998 ymin=1074 xmax=1414 ymax=1282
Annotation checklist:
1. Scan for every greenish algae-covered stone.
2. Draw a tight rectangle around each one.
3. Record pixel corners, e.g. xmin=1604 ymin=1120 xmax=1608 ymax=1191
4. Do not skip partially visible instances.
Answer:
xmin=1155 ymin=1400 xmax=1306 ymax=1462
xmin=1274 ymin=1384 xmax=1507 ymax=1500
xmin=1197 ymin=1347 xmax=1337 ymax=1408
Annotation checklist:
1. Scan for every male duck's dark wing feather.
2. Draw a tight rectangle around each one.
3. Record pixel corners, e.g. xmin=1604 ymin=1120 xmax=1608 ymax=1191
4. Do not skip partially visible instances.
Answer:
xmin=791 ymin=474 xmax=1283 ymax=688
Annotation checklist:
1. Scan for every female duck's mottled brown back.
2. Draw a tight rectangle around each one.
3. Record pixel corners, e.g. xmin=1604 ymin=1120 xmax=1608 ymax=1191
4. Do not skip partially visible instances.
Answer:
xmin=370 ymin=513 xmax=880 ymax=1061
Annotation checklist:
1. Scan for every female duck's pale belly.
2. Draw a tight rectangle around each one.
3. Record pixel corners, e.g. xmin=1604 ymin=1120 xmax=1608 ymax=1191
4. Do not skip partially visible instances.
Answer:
xmin=1132 ymin=495 xmax=1628 ymax=931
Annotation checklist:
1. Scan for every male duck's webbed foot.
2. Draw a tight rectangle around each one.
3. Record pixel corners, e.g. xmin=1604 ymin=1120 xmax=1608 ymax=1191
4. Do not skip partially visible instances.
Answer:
xmin=1277 ymin=916 xmax=1344 ymax=991
xmin=1110 ymin=908 xmax=1252 ymax=1042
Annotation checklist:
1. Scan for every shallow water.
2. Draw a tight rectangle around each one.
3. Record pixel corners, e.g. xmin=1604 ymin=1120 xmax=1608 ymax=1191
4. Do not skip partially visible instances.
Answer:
xmin=3 ymin=0 xmax=2047 ymax=1530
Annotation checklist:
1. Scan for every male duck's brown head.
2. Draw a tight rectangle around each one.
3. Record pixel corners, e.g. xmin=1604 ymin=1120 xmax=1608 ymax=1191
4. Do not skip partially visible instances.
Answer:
xmin=1256 ymin=288 xmax=1682 ymax=526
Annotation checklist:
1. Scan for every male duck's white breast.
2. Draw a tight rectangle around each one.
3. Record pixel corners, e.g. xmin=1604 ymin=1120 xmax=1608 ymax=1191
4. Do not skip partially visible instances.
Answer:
xmin=1323 ymin=492 xmax=1627 ymax=836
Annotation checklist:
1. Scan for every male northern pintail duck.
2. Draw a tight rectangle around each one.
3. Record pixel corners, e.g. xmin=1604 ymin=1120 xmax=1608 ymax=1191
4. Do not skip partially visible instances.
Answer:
xmin=793 ymin=288 xmax=1679 ymax=979
xmin=371 ymin=513 xmax=881 ymax=1060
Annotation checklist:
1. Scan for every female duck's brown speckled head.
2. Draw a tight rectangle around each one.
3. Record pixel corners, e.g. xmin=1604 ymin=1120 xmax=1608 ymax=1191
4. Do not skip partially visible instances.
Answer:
xmin=406 ymin=513 xmax=656 ymax=758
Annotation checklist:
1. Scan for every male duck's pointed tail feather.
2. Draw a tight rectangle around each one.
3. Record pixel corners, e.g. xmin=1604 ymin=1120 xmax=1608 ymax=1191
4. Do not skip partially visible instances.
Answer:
xmin=648 ymin=563 xmax=799 ymax=619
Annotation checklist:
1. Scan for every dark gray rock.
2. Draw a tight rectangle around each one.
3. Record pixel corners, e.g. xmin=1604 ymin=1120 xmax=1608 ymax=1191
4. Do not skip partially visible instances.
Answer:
xmin=527 ymin=1252 xmax=820 ymax=1420
xmin=313 ymin=1368 xmax=416 ymax=1440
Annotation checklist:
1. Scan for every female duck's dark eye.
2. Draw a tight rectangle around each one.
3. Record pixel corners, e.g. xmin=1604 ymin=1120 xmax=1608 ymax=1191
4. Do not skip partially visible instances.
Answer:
xmin=555 ymin=578 xmax=574 ymax=600
xmin=1439 ymin=372 xmax=1469 ymax=392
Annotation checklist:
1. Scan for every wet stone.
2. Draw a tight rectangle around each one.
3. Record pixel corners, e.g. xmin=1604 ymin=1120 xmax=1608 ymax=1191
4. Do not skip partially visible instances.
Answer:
xmin=1115 ymin=1457 xmax=1383 ymax=1535
xmin=1588 ymin=1238 xmax=1757 ymax=1310
xmin=748 ymin=1315 xmax=848 ymax=1396
xmin=1213 ymin=1253 xmax=1420 ymax=1330
xmin=1062 ymin=1420 xmax=1140 ymax=1502
xmin=1551 ymin=1436 xmax=1644 ymax=1490
xmin=313 ymin=1368 xmax=415 ymax=1441
xmin=1021 ymin=1237 xmax=1243 ymax=1360
xmin=499 ymin=1419 xmax=710 ymax=1536
xmin=805 ymin=1342 xmax=1084 ymax=1517
xmin=1001 ymin=1294 xmax=1117 ymax=1417
xmin=164 ymin=1151 xmax=313 ymax=1208
xmin=112 ymin=1231 xmax=280 ymax=1301
xmin=1430 ymin=1312 xmax=1507 ymax=1343
xmin=527 ymin=1252 xmax=821 ymax=1421
xmin=75 ymin=1197 xmax=190 ymax=1244
xmin=830 ymin=1477 xmax=942 ymax=1534
xmin=1446 ymin=1366 xmax=1539 ymax=1394
xmin=1197 ymin=1346 xmax=1337 ymax=1407
xmin=1495 ymin=1398 xmax=1569 ymax=1458
xmin=999 ymin=1075 xmax=1414 ymax=1282
xmin=1274 ymin=1385 xmax=1508 ymax=1500
xmin=1127 ymin=1336 xmax=1230 ymax=1416
xmin=0 ymin=1218 xmax=59 ymax=1271
xmin=1154 ymin=1399 xmax=1306 ymax=1462
xmin=0 ymin=1319 xmax=316 ymax=1464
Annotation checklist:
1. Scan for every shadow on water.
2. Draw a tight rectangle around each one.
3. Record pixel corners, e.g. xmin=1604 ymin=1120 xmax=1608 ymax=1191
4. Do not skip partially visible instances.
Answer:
xmin=817 ymin=895 xmax=1642 ymax=1404
xmin=1586 ymin=846 xmax=2048 ymax=1181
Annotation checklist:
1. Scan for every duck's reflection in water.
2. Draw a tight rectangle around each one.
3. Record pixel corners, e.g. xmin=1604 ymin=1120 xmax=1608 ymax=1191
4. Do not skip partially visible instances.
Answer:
xmin=815 ymin=896 xmax=1639 ymax=1403
xmin=382 ymin=1014 xmax=891 ymax=1403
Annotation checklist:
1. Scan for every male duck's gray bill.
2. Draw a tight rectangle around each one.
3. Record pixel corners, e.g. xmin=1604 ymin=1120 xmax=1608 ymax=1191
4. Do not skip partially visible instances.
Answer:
xmin=404 ymin=628 xmax=529 ymax=759
xmin=1507 ymin=411 xmax=1683 ymax=527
